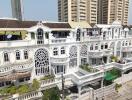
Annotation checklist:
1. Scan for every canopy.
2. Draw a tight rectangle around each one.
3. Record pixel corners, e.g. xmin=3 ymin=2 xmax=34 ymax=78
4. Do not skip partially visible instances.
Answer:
xmin=104 ymin=72 xmax=118 ymax=81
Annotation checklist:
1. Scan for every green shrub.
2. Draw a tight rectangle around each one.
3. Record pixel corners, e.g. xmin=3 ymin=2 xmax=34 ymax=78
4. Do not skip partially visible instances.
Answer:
xmin=42 ymin=87 xmax=60 ymax=100
xmin=111 ymin=55 xmax=118 ymax=62
xmin=31 ymin=79 xmax=40 ymax=91
xmin=17 ymin=84 xmax=30 ymax=94
xmin=40 ymin=75 xmax=55 ymax=80
xmin=115 ymin=83 xmax=122 ymax=92
xmin=80 ymin=64 xmax=98 ymax=72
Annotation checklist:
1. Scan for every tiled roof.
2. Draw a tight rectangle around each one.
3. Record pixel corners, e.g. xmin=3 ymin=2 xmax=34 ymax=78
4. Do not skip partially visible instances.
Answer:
xmin=0 ymin=19 xmax=38 ymax=28
xmin=43 ymin=22 xmax=71 ymax=28
xmin=0 ymin=19 xmax=71 ymax=28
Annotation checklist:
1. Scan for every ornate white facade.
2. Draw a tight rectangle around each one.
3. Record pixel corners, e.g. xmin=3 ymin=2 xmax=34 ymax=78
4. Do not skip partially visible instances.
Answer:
xmin=0 ymin=19 xmax=132 ymax=99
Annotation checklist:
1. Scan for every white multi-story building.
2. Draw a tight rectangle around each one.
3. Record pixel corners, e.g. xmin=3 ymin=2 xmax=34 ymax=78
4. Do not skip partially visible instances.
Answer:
xmin=0 ymin=18 xmax=132 ymax=99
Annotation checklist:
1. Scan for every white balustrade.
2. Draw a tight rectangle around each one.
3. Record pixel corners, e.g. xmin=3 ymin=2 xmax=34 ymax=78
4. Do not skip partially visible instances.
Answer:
xmin=10 ymin=91 xmax=43 ymax=100
xmin=50 ymin=57 xmax=69 ymax=64
xmin=0 ymin=40 xmax=35 ymax=48
xmin=122 ymin=46 xmax=132 ymax=52
xmin=115 ymin=62 xmax=132 ymax=70
xmin=71 ymin=71 xmax=104 ymax=85
xmin=0 ymin=62 xmax=33 ymax=76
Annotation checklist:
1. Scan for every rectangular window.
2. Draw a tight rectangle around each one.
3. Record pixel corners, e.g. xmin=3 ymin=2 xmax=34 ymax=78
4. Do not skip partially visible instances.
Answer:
xmin=53 ymin=51 xmax=58 ymax=56
xmin=24 ymin=51 xmax=28 ymax=59
xmin=61 ymin=50 xmax=65 ymax=54
xmin=16 ymin=51 xmax=20 ymax=60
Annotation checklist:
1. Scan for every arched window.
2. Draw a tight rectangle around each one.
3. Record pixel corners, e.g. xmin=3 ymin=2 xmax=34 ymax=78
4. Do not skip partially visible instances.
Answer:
xmin=101 ymin=45 xmax=104 ymax=49
xmin=80 ymin=45 xmax=87 ymax=65
xmin=76 ymin=29 xmax=81 ymax=41
xmin=37 ymin=28 xmax=44 ymax=44
xmin=24 ymin=50 xmax=28 ymax=59
xmin=90 ymin=45 xmax=93 ymax=50
xmin=53 ymin=48 xmax=58 ymax=56
xmin=105 ymin=43 xmax=108 ymax=49
xmin=69 ymin=46 xmax=77 ymax=67
xmin=122 ymin=41 xmax=125 ymax=46
xmin=95 ymin=44 xmax=98 ymax=50
xmin=16 ymin=51 xmax=20 ymax=60
xmin=34 ymin=48 xmax=49 ymax=75
xmin=61 ymin=47 xmax=65 ymax=54
xmin=4 ymin=52 xmax=9 ymax=62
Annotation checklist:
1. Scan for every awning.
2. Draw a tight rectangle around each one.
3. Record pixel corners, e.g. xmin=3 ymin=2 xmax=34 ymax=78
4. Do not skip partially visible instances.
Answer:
xmin=104 ymin=72 xmax=118 ymax=81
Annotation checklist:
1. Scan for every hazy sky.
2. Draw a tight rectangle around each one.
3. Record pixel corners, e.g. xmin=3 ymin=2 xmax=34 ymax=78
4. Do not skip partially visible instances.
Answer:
xmin=0 ymin=0 xmax=132 ymax=24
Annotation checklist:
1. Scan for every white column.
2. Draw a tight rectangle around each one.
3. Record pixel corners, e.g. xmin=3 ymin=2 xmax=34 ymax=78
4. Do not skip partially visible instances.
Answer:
xmin=78 ymin=85 xmax=81 ymax=99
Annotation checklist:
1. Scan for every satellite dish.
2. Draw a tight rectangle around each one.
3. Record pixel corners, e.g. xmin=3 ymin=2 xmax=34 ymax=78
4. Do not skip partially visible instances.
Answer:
xmin=7 ymin=34 xmax=12 ymax=39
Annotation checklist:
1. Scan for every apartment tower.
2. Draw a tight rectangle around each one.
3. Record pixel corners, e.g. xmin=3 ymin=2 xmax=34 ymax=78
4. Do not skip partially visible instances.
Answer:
xmin=58 ymin=0 xmax=98 ymax=24
xmin=11 ymin=0 xmax=23 ymax=21
xmin=97 ymin=0 xmax=129 ymax=25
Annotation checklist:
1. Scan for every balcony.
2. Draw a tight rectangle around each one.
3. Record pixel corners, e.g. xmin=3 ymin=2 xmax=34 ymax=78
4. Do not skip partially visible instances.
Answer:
xmin=115 ymin=61 xmax=132 ymax=71
xmin=89 ymin=51 xmax=103 ymax=58
xmin=70 ymin=68 xmax=104 ymax=85
xmin=9 ymin=91 xmax=43 ymax=100
xmin=83 ymin=36 xmax=102 ymax=42
xmin=122 ymin=46 xmax=132 ymax=52
xmin=103 ymin=49 xmax=113 ymax=56
xmin=0 ymin=40 xmax=35 ymax=48
xmin=0 ymin=59 xmax=33 ymax=76
xmin=89 ymin=49 xmax=112 ymax=58
xmin=50 ymin=56 xmax=69 ymax=64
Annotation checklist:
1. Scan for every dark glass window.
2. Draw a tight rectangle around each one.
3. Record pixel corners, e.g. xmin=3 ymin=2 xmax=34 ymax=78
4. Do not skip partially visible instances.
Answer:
xmin=4 ymin=52 xmax=9 ymax=62
xmin=16 ymin=51 xmax=20 ymax=60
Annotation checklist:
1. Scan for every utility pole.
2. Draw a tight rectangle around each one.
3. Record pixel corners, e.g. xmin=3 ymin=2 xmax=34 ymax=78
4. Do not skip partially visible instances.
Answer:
xmin=61 ymin=73 xmax=65 ymax=100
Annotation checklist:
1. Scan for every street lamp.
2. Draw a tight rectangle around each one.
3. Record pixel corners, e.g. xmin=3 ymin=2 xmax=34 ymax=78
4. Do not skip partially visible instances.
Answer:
xmin=61 ymin=73 xmax=65 ymax=100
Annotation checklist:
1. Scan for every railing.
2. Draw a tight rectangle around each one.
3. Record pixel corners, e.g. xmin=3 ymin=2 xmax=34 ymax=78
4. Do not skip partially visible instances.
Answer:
xmin=83 ymin=36 xmax=103 ymax=42
xmin=50 ymin=57 xmax=69 ymax=64
xmin=89 ymin=51 xmax=103 ymax=58
xmin=9 ymin=91 xmax=43 ymax=100
xmin=0 ymin=62 xmax=33 ymax=76
xmin=89 ymin=36 xmax=102 ymax=41
xmin=41 ymin=78 xmax=55 ymax=86
xmin=94 ymin=62 xmax=115 ymax=71
xmin=114 ymin=72 xmax=132 ymax=84
xmin=71 ymin=71 xmax=104 ymax=85
xmin=94 ymin=84 xmax=116 ymax=99
xmin=0 ymin=40 xmax=35 ymax=48
xmin=89 ymin=49 xmax=112 ymax=58
xmin=114 ymin=62 xmax=132 ymax=70
xmin=51 ymin=38 xmax=66 ymax=43
xmin=50 ymin=38 xmax=75 ymax=44
xmin=122 ymin=46 xmax=132 ymax=52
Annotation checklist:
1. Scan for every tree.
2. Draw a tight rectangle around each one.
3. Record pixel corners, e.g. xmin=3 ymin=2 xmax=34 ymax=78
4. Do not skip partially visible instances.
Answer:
xmin=17 ymin=84 xmax=30 ymax=94
xmin=31 ymin=79 xmax=40 ymax=91
xmin=42 ymin=87 xmax=60 ymax=100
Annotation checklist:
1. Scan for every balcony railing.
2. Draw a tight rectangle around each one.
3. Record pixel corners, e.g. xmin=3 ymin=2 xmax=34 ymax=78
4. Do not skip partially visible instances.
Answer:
xmin=50 ymin=56 xmax=69 ymax=64
xmin=122 ymin=46 xmax=132 ymax=52
xmin=115 ymin=62 xmax=132 ymax=70
xmin=88 ymin=49 xmax=112 ymax=58
xmin=0 ymin=40 xmax=35 ymax=48
xmin=49 ymin=37 xmax=75 ymax=44
xmin=0 ymin=60 xmax=33 ymax=76
xmin=89 ymin=51 xmax=103 ymax=58
xmin=8 ymin=91 xmax=43 ymax=100
xmin=71 ymin=71 xmax=104 ymax=85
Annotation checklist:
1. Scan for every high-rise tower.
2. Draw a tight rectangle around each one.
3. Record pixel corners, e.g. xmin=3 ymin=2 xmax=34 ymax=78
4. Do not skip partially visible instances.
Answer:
xmin=11 ymin=0 xmax=23 ymax=21
xmin=97 ymin=0 xmax=129 ymax=25
xmin=58 ymin=0 xmax=98 ymax=24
